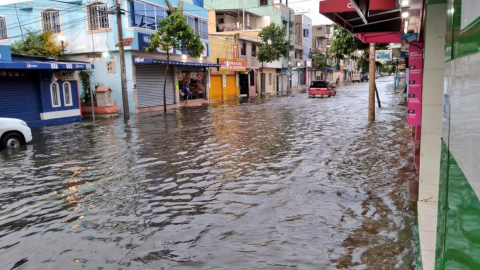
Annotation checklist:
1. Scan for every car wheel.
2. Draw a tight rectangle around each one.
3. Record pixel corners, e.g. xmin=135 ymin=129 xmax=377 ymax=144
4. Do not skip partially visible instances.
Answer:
xmin=1 ymin=132 xmax=23 ymax=149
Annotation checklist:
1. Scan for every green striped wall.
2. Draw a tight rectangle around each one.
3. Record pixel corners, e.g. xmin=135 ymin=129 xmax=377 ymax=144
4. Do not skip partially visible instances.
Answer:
xmin=436 ymin=141 xmax=480 ymax=269
xmin=438 ymin=1 xmax=480 ymax=269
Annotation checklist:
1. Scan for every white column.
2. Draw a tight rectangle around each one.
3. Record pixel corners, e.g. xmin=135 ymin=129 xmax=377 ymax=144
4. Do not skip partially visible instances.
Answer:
xmin=418 ymin=4 xmax=447 ymax=270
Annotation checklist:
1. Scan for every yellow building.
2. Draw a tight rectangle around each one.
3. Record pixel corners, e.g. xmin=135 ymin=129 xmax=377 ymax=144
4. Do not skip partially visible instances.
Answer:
xmin=207 ymin=10 xmax=280 ymax=99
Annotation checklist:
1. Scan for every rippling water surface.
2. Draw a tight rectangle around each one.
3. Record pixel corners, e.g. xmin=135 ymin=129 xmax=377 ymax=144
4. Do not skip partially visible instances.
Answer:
xmin=0 ymin=78 xmax=415 ymax=270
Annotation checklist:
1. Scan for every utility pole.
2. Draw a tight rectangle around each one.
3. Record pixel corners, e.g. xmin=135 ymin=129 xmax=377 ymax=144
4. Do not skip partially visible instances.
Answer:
xmin=368 ymin=43 xmax=376 ymax=121
xmin=116 ymin=0 xmax=130 ymax=120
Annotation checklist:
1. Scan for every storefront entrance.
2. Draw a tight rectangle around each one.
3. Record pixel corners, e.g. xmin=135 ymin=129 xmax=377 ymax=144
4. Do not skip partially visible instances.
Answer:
xmin=177 ymin=67 xmax=206 ymax=101
xmin=239 ymin=74 xmax=249 ymax=96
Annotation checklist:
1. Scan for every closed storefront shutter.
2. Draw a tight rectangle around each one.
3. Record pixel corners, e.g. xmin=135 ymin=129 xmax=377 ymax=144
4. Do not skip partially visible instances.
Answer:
xmin=226 ymin=75 xmax=237 ymax=99
xmin=0 ymin=76 xmax=41 ymax=122
xmin=210 ymin=75 xmax=222 ymax=102
xmin=136 ymin=65 xmax=174 ymax=108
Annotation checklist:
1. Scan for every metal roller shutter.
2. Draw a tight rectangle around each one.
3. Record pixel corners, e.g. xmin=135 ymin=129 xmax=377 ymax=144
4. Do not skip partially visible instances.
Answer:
xmin=210 ymin=76 xmax=222 ymax=102
xmin=226 ymin=75 xmax=237 ymax=99
xmin=0 ymin=77 xmax=41 ymax=122
xmin=136 ymin=65 xmax=175 ymax=108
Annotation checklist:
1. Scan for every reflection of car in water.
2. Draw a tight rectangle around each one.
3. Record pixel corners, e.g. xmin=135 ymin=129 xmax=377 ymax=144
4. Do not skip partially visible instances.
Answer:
xmin=308 ymin=81 xmax=336 ymax=98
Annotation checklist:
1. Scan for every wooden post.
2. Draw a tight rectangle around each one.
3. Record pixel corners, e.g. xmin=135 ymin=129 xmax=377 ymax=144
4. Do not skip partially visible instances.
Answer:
xmin=368 ymin=43 xmax=376 ymax=121
xmin=375 ymin=81 xmax=381 ymax=108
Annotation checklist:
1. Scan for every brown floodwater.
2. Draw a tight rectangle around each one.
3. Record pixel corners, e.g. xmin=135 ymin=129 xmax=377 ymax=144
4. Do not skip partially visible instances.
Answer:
xmin=0 ymin=77 xmax=416 ymax=270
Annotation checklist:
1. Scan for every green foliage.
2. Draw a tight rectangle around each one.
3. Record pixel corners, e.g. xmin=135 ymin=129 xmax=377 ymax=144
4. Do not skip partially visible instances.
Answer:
xmin=329 ymin=24 xmax=390 ymax=72
xmin=329 ymin=24 xmax=363 ymax=62
xmin=11 ymin=29 xmax=69 ymax=59
xmin=79 ymin=70 xmax=97 ymax=105
xmin=257 ymin=23 xmax=290 ymax=65
xmin=312 ymin=53 xmax=328 ymax=71
xmin=147 ymin=12 xmax=204 ymax=58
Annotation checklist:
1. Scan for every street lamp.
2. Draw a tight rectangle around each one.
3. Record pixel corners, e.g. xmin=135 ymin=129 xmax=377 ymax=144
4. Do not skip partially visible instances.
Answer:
xmin=57 ymin=35 xmax=66 ymax=57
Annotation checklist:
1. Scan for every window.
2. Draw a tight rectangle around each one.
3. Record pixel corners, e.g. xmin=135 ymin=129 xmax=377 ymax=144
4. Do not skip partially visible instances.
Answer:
xmin=194 ymin=18 xmax=199 ymax=34
xmin=50 ymin=82 xmax=61 ymax=108
xmin=240 ymin=42 xmax=246 ymax=56
xmin=155 ymin=7 xmax=166 ymax=29
xmin=249 ymin=70 xmax=255 ymax=86
xmin=0 ymin=16 xmax=7 ymax=40
xmin=260 ymin=0 xmax=268 ymax=6
xmin=251 ymin=43 xmax=257 ymax=57
xmin=269 ymin=73 xmax=272 ymax=85
xmin=87 ymin=2 xmax=110 ymax=31
xmin=317 ymin=27 xmax=323 ymax=31
xmin=200 ymin=20 xmax=208 ymax=39
xmin=303 ymin=29 xmax=309 ymax=37
xmin=63 ymin=82 xmax=72 ymax=106
xmin=218 ymin=18 xmax=224 ymax=24
xmin=41 ymin=9 xmax=61 ymax=34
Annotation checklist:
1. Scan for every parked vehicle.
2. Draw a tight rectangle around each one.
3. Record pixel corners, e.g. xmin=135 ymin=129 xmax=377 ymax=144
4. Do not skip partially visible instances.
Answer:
xmin=361 ymin=74 xmax=369 ymax=82
xmin=352 ymin=73 xmax=361 ymax=83
xmin=308 ymin=81 xmax=336 ymax=98
xmin=0 ymin=118 xmax=32 ymax=150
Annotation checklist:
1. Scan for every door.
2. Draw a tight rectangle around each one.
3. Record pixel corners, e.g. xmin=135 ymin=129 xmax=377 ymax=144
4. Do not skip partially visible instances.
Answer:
xmin=226 ymin=75 xmax=237 ymax=99
xmin=239 ymin=74 xmax=249 ymax=96
xmin=0 ymin=75 xmax=41 ymax=122
xmin=261 ymin=73 xmax=266 ymax=94
xmin=136 ymin=65 xmax=175 ymax=108
xmin=210 ymin=75 xmax=222 ymax=102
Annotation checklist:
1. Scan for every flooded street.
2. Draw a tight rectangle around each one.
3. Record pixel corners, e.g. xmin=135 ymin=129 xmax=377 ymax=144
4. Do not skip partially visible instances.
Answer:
xmin=0 ymin=77 xmax=416 ymax=270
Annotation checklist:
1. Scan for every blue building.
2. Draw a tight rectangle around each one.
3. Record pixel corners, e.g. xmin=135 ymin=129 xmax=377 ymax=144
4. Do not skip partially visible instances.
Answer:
xmin=0 ymin=0 xmax=215 ymax=115
xmin=0 ymin=45 xmax=93 ymax=127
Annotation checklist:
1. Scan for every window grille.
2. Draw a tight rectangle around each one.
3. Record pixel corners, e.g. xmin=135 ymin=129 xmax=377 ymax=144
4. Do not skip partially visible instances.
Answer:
xmin=41 ymin=9 xmax=61 ymax=34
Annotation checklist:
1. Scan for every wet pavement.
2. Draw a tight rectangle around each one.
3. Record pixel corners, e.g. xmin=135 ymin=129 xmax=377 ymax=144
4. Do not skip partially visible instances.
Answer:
xmin=0 ymin=77 xmax=416 ymax=270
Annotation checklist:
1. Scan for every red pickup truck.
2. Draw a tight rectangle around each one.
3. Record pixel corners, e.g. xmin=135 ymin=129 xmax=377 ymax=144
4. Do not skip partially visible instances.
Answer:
xmin=308 ymin=81 xmax=336 ymax=98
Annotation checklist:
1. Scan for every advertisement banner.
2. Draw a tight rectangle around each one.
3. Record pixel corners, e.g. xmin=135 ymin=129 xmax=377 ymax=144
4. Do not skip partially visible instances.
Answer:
xmin=138 ymin=32 xmax=209 ymax=57
xmin=219 ymin=59 xmax=246 ymax=71
xmin=232 ymin=44 xmax=238 ymax=59
xmin=375 ymin=50 xmax=393 ymax=61
xmin=407 ymin=42 xmax=423 ymax=126
xmin=400 ymin=33 xmax=419 ymax=57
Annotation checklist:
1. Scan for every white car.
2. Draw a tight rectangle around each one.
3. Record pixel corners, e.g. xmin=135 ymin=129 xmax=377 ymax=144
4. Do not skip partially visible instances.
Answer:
xmin=0 ymin=118 xmax=33 ymax=150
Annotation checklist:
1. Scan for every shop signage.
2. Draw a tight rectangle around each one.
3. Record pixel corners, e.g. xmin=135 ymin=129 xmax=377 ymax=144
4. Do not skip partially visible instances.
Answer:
xmin=400 ymin=33 xmax=419 ymax=57
xmin=218 ymin=59 xmax=246 ymax=71
xmin=407 ymin=42 xmax=423 ymax=126
xmin=375 ymin=50 xmax=392 ymax=61
xmin=86 ymin=53 xmax=102 ymax=58
xmin=232 ymin=44 xmax=238 ymax=59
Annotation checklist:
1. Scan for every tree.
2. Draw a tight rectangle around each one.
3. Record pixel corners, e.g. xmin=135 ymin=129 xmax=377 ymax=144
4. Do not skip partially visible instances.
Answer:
xmin=146 ymin=0 xmax=203 ymax=113
xmin=257 ymin=23 xmax=290 ymax=65
xmin=257 ymin=23 xmax=290 ymax=95
xmin=329 ymin=24 xmax=363 ymax=64
xmin=11 ymin=30 xmax=69 ymax=59
xmin=312 ymin=53 xmax=328 ymax=79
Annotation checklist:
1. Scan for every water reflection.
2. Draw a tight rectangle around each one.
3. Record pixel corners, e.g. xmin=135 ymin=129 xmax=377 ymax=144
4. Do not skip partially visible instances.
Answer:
xmin=0 ymin=79 xmax=414 ymax=270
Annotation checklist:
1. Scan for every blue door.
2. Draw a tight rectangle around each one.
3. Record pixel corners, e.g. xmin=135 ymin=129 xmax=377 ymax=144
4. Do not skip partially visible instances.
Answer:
xmin=0 ymin=75 xmax=41 ymax=122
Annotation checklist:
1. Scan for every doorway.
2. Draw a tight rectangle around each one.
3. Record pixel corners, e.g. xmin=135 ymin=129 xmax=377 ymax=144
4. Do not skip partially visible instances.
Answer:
xmin=239 ymin=74 xmax=249 ymax=96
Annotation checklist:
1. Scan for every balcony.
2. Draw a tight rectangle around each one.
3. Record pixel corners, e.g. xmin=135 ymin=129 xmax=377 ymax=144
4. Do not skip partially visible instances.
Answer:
xmin=216 ymin=10 xmax=270 ymax=32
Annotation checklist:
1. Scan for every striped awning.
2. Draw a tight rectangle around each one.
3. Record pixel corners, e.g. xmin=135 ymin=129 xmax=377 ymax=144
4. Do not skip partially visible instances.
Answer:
xmin=0 ymin=61 xmax=94 ymax=70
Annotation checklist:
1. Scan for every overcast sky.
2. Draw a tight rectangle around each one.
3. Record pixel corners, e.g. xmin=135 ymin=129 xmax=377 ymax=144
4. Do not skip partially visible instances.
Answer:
xmin=278 ymin=0 xmax=332 ymax=25
xmin=1 ymin=0 xmax=333 ymax=25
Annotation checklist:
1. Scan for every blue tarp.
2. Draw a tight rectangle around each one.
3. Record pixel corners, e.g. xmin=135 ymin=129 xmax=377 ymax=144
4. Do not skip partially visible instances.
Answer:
xmin=0 ymin=61 xmax=94 ymax=70
xmin=326 ymin=67 xmax=335 ymax=71
xmin=132 ymin=55 xmax=220 ymax=67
